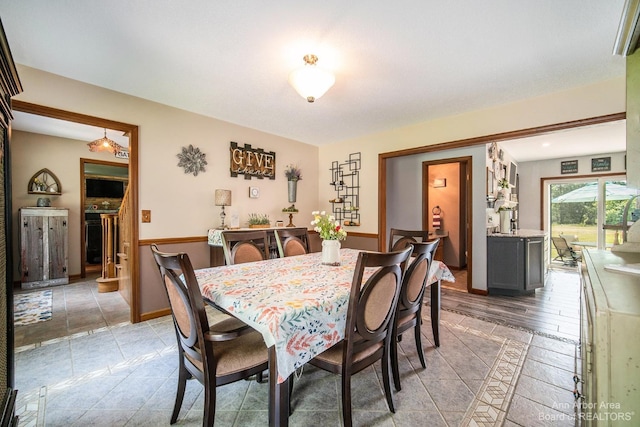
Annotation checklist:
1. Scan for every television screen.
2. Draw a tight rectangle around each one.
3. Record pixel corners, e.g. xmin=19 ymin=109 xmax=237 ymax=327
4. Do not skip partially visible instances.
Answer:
xmin=86 ymin=179 xmax=125 ymax=198
xmin=508 ymin=162 xmax=517 ymax=187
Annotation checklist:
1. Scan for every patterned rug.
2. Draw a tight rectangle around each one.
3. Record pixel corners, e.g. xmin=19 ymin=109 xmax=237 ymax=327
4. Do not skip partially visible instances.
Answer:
xmin=14 ymin=290 xmax=53 ymax=326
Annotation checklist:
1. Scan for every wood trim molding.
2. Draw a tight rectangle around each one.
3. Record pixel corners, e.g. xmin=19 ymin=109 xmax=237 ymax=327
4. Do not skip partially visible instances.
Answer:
xmin=139 ymin=236 xmax=208 ymax=246
xmin=378 ymin=112 xmax=626 ymax=292
xmin=379 ymin=113 xmax=626 ymax=160
xmin=139 ymin=232 xmax=378 ymax=247
xmin=11 ymin=101 xmax=141 ymax=323
xmin=140 ymin=308 xmax=171 ymax=322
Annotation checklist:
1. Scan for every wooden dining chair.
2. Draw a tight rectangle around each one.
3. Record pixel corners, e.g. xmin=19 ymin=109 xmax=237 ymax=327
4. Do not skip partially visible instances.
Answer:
xmin=388 ymin=228 xmax=431 ymax=252
xmin=150 ymin=244 xmax=269 ymax=426
xmin=273 ymin=227 xmax=310 ymax=257
xmin=221 ymin=230 xmax=269 ymax=265
xmin=307 ymin=246 xmax=412 ymax=427
xmin=391 ymin=238 xmax=440 ymax=391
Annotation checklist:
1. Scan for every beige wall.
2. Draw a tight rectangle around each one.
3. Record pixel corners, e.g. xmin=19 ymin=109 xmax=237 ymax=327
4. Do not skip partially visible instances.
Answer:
xmin=14 ymin=66 xmax=320 ymax=240
xmin=10 ymin=130 xmax=128 ymax=279
xmin=320 ymin=77 xmax=625 ymax=290
xmin=13 ymin=63 xmax=625 ymax=305
xmin=13 ymin=65 xmax=319 ymax=315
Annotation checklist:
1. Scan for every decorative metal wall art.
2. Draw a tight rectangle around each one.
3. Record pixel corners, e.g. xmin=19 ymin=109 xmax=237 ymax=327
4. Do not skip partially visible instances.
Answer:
xmin=177 ymin=144 xmax=207 ymax=176
xmin=329 ymin=152 xmax=361 ymax=226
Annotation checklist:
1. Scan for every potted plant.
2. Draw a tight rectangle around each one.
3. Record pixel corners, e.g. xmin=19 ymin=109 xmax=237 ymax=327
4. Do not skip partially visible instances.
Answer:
xmin=247 ymin=213 xmax=270 ymax=228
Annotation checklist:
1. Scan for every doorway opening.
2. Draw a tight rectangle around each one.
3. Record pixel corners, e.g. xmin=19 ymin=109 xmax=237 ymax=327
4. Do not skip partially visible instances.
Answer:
xmin=80 ymin=159 xmax=129 ymax=277
xmin=12 ymin=100 xmax=140 ymax=324
xmin=423 ymin=158 xmax=470 ymax=292
xmin=545 ymin=175 xmax=639 ymax=262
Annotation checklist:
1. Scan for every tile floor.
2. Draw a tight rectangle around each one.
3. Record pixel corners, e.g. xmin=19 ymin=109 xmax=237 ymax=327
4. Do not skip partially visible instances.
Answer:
xmin=13 ymin=273 xmax=582 ymax=426
xmin=14 ymin=274 xmax=130 ymax=348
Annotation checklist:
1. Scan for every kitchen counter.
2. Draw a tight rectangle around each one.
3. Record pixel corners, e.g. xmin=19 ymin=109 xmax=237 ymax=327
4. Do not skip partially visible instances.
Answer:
xmin=487 ymin=231 xmax=548 ymax=295
xmin=489 ymin=229 xmax=546 ymax=238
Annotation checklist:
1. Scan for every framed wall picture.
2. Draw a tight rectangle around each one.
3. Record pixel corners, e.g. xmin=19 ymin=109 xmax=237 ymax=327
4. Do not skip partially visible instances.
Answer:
xmin=508 ymin=162 xmax=517 ymax=187
xmin=486 ymin=167 xmax=494 ymax=195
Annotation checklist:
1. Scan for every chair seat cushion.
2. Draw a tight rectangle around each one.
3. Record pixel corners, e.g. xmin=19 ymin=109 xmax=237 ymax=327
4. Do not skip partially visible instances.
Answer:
xmin=213 ymin=331 xmax=268 ymax=377
xmin=312 ymin=337 xmax=383 ymax=367
xmin=396 ymin=311 xmax=417 ymax=329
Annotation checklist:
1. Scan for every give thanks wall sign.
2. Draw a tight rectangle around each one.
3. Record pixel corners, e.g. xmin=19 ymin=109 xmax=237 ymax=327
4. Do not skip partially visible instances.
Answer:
xmin=229 ymin=142 xmax=276 ymax=180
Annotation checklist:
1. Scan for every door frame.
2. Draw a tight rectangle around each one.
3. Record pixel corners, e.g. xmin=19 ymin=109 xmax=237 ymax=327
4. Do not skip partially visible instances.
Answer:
xmin=11 ymin=100 xmax=140 ymax=323
xmin=422 ymin=157 xmax=471 ymax=291
xmin=378 ymin=112 xmax=625 ymax=294
xmin=541 ymin=172 xmax=628 ymax=253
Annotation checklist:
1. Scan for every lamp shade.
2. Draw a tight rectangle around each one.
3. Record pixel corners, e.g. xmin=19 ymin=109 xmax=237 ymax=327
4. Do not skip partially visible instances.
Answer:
xmin=215 ymin=189 xmax=232 ymax=206
xmin=87 ymin=128 xmax=123 ymax=154
xmin=288 ymin=54 xmax=335 ymax=103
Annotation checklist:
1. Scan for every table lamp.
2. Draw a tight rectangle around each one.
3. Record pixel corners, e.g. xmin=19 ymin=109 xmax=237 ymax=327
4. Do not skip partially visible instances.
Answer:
xmin=215 ymin=189 xmax=232 ymax=229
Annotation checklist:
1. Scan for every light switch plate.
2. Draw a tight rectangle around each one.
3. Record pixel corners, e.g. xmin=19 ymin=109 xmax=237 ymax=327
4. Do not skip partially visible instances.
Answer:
xmin=141 ymin=210 xmax=151 ymax=223
xmin=249 ymin=187 xmax=260 ymax=198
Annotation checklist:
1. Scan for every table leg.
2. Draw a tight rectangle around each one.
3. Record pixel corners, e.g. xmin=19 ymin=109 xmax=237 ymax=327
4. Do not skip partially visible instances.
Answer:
xmin=430 ymin=280 xmax=441 ymax=347
xmin=269 ymin=346 xmax=290 ymax=427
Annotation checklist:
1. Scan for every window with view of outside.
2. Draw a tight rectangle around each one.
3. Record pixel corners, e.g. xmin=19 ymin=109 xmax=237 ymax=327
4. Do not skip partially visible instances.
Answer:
xmin=549 ymin=178 xmax=640 ymax=261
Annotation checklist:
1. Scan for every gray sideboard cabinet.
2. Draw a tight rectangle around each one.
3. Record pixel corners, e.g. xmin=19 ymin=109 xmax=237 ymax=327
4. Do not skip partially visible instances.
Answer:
xmin=19 ymin=207 xmax=69 ymax=289
xmin=487 ymin=231 xmax=547 ymax=295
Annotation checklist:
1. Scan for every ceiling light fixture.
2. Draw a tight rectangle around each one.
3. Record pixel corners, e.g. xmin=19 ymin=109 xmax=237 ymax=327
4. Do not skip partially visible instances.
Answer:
xmin=87 ymin=128 xmax=124 ymax=154
xmin=288 ymin=54 xmax=335 ymax=103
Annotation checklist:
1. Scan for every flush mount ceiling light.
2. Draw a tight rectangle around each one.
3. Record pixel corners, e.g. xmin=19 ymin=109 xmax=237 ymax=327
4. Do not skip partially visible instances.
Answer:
xmin=288 ymin=54 xmax=335 ymax=103
xmin=87 ymin=128 xmax=124 ymax=154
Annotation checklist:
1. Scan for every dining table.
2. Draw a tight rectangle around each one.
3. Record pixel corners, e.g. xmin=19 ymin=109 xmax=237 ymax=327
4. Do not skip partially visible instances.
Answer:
xmin=194 ymin=248 xmax=454 ymax=426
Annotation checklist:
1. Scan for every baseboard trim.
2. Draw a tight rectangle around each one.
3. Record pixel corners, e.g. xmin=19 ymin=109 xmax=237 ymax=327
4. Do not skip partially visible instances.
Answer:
xmin=140 ymin=308 xmax=171 ymax=321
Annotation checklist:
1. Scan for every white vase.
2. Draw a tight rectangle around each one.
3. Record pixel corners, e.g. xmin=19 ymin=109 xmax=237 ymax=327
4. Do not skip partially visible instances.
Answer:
xmin=321 ymin=239 xmax=341 ymax=266
xmin=500 ymin=210 xmax=512 ymax=233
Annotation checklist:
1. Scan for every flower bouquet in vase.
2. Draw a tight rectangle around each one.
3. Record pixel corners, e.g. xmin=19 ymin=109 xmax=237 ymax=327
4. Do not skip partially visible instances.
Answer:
xmin=311 ymin=211 xmax=347 ymax=265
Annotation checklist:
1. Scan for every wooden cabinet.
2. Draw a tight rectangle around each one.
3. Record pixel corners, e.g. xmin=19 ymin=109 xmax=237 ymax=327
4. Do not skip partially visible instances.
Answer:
xmin=487 ymin=232 xmax=546 ymax=295
xmin=19 ymin=207 xmax=69 ymax=289
xmin=578 ymin=249 xmax=640 ymax=425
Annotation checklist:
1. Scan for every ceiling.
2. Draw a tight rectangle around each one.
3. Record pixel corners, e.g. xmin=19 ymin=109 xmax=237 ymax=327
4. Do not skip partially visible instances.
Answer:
xmin=1 ymin=1 xmax=629 ymax=158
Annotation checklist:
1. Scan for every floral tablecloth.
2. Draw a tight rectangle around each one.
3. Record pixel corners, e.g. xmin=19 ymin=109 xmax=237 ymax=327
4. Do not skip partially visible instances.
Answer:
xmin=194 ymin=248 xmax=453 ymax=383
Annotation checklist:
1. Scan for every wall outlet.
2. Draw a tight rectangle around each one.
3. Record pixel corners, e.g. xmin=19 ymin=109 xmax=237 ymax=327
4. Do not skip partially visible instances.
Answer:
xmin=141 ymin=210 xmax=151 ymax=223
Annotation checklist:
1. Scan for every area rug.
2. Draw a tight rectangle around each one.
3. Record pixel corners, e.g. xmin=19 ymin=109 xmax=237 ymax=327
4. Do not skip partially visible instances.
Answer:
xmin=14 ymin=290 xmax=53 ymax=326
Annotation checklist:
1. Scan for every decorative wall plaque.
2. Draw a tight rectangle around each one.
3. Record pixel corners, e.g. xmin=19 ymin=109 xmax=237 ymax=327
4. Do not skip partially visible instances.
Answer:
xmin=591 ymin=157 xmax=611 ymax=172
xmin=229 ymin=142 xmax=276 ymax=180
xmin=561 ymin=160 xmax=578 ymax=174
